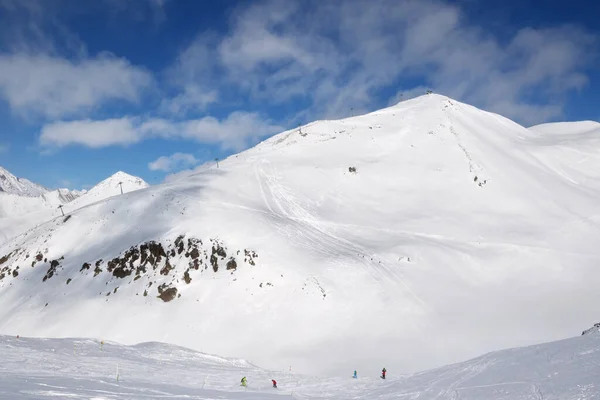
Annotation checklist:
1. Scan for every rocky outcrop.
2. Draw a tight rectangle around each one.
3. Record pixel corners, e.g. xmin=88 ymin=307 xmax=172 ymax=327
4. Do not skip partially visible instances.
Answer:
xmin=582 ymin=323 xmax=600 ymax=336
xmin=0 ymin=234 xmax=260 ymax=303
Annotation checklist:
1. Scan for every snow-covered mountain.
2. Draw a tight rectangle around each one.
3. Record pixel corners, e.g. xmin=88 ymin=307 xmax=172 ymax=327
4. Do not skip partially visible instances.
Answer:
xmin=63 ymin=171 xmax=149 ymax=212
xmin=0 ymin=94 xmax=599 ymax=377
xmin=0 ymin=170 xmax=148 ymax=244
xmin=0 ymin=166 xmax=48 ymax=197
xmin=1 ymin=327 xmax=598 ymax=399
xmin=528 ymin=120 xmax=600 ymax=192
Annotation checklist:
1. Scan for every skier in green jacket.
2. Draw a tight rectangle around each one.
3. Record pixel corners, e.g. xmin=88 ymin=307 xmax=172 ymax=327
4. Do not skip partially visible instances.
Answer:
xmin=241 ymin=376 xmax=247 ymax=387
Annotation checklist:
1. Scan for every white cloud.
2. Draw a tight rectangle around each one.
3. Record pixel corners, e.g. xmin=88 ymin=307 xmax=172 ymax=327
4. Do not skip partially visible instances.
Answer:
xmin=39 ymin=112 xmax=282 ymax=151
xmin=148 ymin=152 xmax=200 ymax=172
xmin=40 ymin=118 xmax=141 ymax=148
xmin=57 ymin=179 xmax=71 ymax=188
xmin=160 ymin=86 xmax=218 ymax=116
xmin=0 ymin=53 xmax=153 ymax=119
xmin=176 ymin=111 xmax=283 ymax=150
xmin=170 ymin=0 xmax=596 ymax=125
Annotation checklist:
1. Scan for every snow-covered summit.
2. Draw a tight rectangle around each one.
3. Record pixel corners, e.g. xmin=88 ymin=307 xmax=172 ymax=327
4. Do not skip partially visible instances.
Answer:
xmin=0 ymin=94 xmax=599 ymax=377
xmin=64 ymin=171 xmax=149 ymax=211
xmin=0 ymin=166 xmax=48 ymax=197
xmin=0 ymin=169 xmax=147 ymax=245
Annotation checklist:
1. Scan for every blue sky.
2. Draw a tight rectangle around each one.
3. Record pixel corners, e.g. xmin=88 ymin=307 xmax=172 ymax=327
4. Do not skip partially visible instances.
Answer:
xmin=0 ymin=0 xmax=598 ymax=189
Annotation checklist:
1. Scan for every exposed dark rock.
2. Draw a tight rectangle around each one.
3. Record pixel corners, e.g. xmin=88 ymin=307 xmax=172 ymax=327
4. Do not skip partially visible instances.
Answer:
xmin=244 ymin=249 xmax=258 ymax=266
xmin=184 ymin=269 xmax=191 ymax=284
xmin=157 ymin=284 xmax=177 ymax=302
xmin=210 ymin=254 xmax=218 ymax=272
xmin=160 ymin=259 xmax=173 ymax=275
xmin=66 ymin=278 xmax=71 ymax=285
xmin=226 ymin=258 xmax=237 ymax=270
xmin=175 ymin=235 xmax=185 ymax=255
xmin=42 ymin=260 xmax=61 ymax=282
xmin=80 ymin=263 xmax=90 ymax=272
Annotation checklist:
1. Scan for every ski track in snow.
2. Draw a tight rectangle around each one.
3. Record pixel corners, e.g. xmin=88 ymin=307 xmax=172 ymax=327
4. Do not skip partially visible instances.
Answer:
xmin=255 ymin=159 xmax=430 ymax=311
xmin=2 ymin=332 xmax=599 ymax=399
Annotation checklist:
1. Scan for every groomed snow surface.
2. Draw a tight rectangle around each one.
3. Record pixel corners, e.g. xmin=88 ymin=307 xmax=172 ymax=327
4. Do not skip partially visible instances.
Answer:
xmin=1 ymin=329 xmax=599 ymax=399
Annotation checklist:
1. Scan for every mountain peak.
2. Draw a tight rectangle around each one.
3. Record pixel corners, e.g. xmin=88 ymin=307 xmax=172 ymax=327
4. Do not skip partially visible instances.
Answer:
xmin=92 ymin=171 xmax=148 ymax=188
xmin=0 ymin=166 xmax=48 ymax=197
xmin=64 ymin=171 xmax=149 ymax=209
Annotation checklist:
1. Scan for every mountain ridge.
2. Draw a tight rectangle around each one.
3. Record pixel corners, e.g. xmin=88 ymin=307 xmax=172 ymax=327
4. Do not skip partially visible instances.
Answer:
xmin=0 ymin=94 xmax=598 ymax=376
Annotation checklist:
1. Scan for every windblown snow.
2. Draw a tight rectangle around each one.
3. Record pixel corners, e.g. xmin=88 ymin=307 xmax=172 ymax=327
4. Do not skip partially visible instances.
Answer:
xmin=0 ymin=94 xmax=599 ymax=378
xmin=1 ymin=328 xmax=599 ymax=399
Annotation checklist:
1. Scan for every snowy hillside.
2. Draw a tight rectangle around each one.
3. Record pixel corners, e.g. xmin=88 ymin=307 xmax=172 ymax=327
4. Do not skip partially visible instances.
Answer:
xmin=1 ymin=328 xmax=598 ymax=399
xmin=0 ymin=166 xmax=48 ymax=197
xmin=63 ymin=171 xmax=149 ymax=212
xmin=0 ymin=170 xmax=147 ymax=245
xmin=528 ymin=121 xmax=600 ymax=191
xmin=0 ymin=94 xmax=599 ymax=377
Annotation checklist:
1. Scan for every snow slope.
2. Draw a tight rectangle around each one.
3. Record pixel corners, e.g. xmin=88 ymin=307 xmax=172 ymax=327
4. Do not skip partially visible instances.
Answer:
xmin=0 ymin=171 xmax=147 ymax=244
xmin=528 ymin=121 xmax=600 ymax=192
xmin=1 ymin=328 xmax=598 ymax=399
xmin=0 ymin=166 xmax=48 ymax=197
xmin=0 ymin=94 xmax=599 ymax=377
xmin=63 ymin=171 xmax=149 ymax=212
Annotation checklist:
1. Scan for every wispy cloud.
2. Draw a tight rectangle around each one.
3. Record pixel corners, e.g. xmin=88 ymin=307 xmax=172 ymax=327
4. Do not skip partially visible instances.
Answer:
xmin=0 ymin=53 xmax=153 ymax=119
xmin=4 ymin=0 xmax=599 ymax=158
xmin=148 ymin=152 xmax=200 ymax=172
xmin=170 ymin=0 xmax=597 ymax=125
xmin=39 ymin=112 xmax=282 ymax=151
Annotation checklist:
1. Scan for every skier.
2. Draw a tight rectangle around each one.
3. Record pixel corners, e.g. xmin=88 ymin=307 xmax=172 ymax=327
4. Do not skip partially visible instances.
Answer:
xmin=381 ymin=368 xmax=386 ymax=379
xmin=353 ymin=370 xmax=357 ymax=379
xmin=272 ymin=379 xmax=277 ymax=388
xmin=241 ymin=377 xmax=247 ymax=387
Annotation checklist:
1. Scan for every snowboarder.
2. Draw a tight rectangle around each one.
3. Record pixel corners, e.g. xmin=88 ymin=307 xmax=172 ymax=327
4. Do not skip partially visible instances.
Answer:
xmin=272 ymin=379 xmax=277 ymax=388
xmin=353 ymin=370 xmax=357 ymax=379
xmin=381 ymin=368 xmax=386 ymax=379
xmin=241 ymin=377 xmax=247 ymax=387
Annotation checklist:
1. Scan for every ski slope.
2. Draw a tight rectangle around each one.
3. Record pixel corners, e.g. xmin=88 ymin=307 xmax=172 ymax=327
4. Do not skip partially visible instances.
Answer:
xmin=0 ymin=171 xmax=148 ymax=244
xmin=1 ymin=328 xmax=599 ymax=399
xmin=0 ymin=94 xmax=599 ymax=377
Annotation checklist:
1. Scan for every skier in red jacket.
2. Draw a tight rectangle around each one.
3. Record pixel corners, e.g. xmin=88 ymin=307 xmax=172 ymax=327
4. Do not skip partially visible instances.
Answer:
xmin=272 ymin=379 xmax=277 ymax=388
